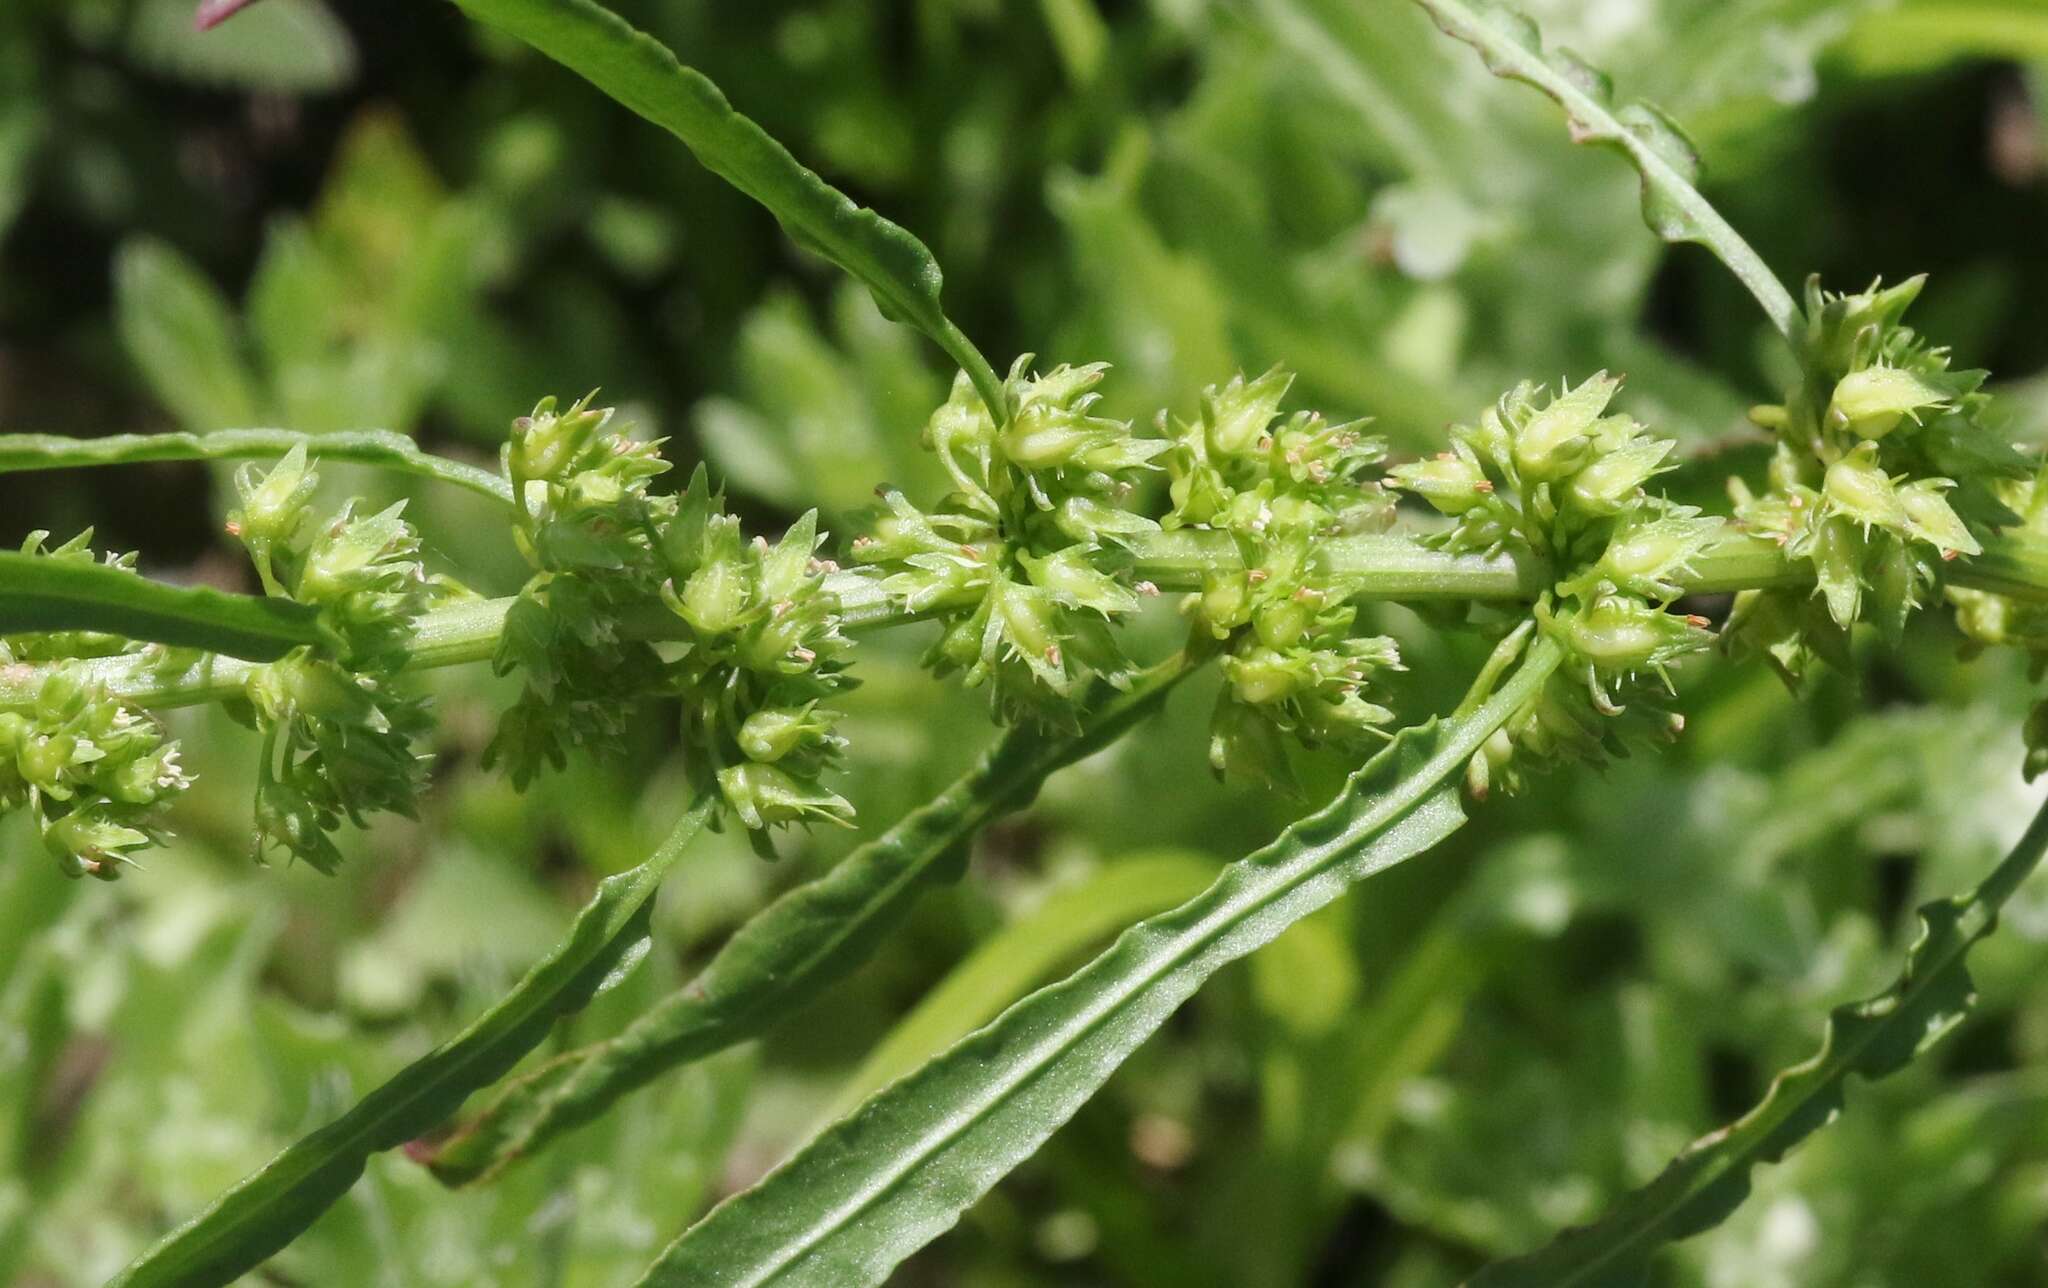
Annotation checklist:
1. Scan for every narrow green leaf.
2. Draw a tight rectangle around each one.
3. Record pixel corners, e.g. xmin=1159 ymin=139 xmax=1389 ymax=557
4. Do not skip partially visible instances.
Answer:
xmin=634 ymin=635 xmax=1566 ymax=1288
xmin=446 ymin=0 xmax=1007 ymax=419
xmin=0 ymin=428 xmax=514 ymax=508
xmin=1407 ymin=0 xmax=1799 ymax=339
xmin=0 ymin=549 xmax=324 ymax=661
xmin=424 ymin=655 xmax=1197 ymax=1186
xmin=827 ymin=849 xmax=1220 ymax=1118
xmin=114 ymin=238 xmax=262 ymax=432
xmin=106 ymin=794 xmax=716 ymax=1288
xmin=1471 ymin=793 xmax=2048 ymax=1287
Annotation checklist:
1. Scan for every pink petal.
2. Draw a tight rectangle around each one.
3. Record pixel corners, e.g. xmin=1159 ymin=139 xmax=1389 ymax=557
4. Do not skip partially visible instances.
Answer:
xmin=194 ymin=0 xmax=264 ymax=31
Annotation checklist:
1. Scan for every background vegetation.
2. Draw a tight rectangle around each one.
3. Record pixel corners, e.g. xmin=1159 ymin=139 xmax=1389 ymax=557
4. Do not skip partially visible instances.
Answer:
xmin=4 ymin=0 xmax=2048 ymax=1283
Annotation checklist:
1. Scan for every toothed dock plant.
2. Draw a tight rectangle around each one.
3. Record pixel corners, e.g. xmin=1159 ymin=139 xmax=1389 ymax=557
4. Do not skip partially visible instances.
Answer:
xmin=7 ymin=0 xmax=2048 ymax=1283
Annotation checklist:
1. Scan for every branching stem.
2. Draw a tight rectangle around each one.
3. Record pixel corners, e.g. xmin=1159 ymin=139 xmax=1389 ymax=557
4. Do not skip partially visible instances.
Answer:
xmin=6 ymin=526 xmax=2043 ymax=716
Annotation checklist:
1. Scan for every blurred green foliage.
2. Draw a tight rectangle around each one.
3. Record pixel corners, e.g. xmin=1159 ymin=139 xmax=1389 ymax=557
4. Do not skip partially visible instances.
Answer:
xmin=4 ymin=0 xmax=2048 ymax=1283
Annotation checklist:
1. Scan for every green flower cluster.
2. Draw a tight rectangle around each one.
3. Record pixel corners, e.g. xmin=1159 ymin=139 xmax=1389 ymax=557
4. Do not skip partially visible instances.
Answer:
xmin=1732 ymin=276 xmax=2027 ymax=672
xmin=1164 ymin=368 xmax=1393 ymax=537
xmin=2 ymin=531 xmax=191 ymax=879
xmin=1166 ymin=370 xmax=1403 ymax=791
xmin=850 ymin=360 xmax=1163 ymax=728
xmin=491 ymin=396 xmax=855 ymax=850
xmin=1388 ymin=374 xmax=1711 ymax=795
xmin=227 ymin=447 xmax=436 ymax=872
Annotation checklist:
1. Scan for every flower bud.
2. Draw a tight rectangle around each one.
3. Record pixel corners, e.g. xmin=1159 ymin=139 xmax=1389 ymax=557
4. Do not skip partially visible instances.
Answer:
xmin=43 ymin=809 xmax=148 ymax=879
xmin=758 ymin=511 xmax=821 ymax=604
xmin=999 ymin=414 xmax=1100 ymax=471
xmin=1207 ymin=696 xmax=1296 ymax=793
xmin=673 ymin=544 xmax=751 ymax=636
xmin=1513 ymin=373 xmax=1616 ymax=482
xmin=931 ymin=611 xmax=987 ymax=672
xmin=33 ymin=669 xmax=89 ymax=725
xmin=1465 ymin=727 xmax=1516 ymax=801
xmin=1897 ymin=479 xmax=1980 ymax=557
xmin=250 ymin=653 xmax=375 ymax=727
xmin=1201 ymin=369 xmax=1291 ymax=457
xmin=716 ymin=762 xmax=854 ymax=832
xmin=992 ymin=581 xmax=1065 ymax=686
xmin=508 ymin=395 xmax=613 ymax=485
xmin=1823 ymin=444 xmax=1905 ymax=531
xmin=1592 ymin=515 xmax=1714 ymax=601
xmin=738 ymin=705 xmax=835 ymax=763
xmin=1388 ymin=453 xmax=1491 ymax=515
xmin=1224 ymin=647 xmax=1303 ymax=706
xmin=230 ymin=445 xmax=317 ymax=549
xmin=850 ymin=491 xmax=948 ymax=564
xmin=17 ymin=731 xmax=82 ymax=793
xmin=1055 ymin=495 xmax=1157 ymax=544
xmin=1253 ymin=596 xmax=1315 ymax=652
xmin=1194 ymin=573 xmax=1251 ymax=636
xmin=1560 ymin=597 xmax=1706 ymax=672
xmin=1565 ymin=434 xmax=1671 ymax=516
xmin=1020 ymin=547 xmax=1137 ymax=616
xmin=1811 ymin=515 xmax=1865 ymax=627
xmin=1826 ymin=366 xmax=1949 ymax=440
xmin=301 ymin=502 xmax=413 ymax=604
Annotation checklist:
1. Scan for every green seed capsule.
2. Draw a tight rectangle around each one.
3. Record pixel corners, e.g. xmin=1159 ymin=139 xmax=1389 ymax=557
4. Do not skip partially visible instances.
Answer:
xmin=994 ymin=582 xmax=1061 ymax=663
xmin=1389 ymin=454 xmax=1489 ymax=515
xmin=716 ymin=762 xmax=854 ymax=831
xmin=42 ymin=810 xmax=148 ymax=878
xmin=510 ymin=396 xmax=611 ymax=484
xmin=18 ymin=733 xmax=77 ymax=791
xmin=1022 ymin=548 xmax=1136 ymax=616
xmin=1823 ymin=445 xmax=1905 ymax=531
xmin=1225 ymin=647 xmax=1301 ymax=705
xmin=999 ymin=413 xmax=1095 ymax=470
xmin=1811 ymin=515 xmax=1865 ymax=627
xmin=1513 ymin=374 xmax=1616 ymax=481
xmin=231 ymin=445 xmax=317 ymax=547
xmin=1253 ymin=597 xmax=1313 ymax=652
xmin=738 ymin=707 xmax=826 ymax=762
xmin=1898 ymin=480 xmax=1981 ymax=556
xmin=1826 ymin=366 xmax=1947 ymax=440
xmin=1562 ymin=597 xmax=1701 ymax=671
xmin=1198 ymin=576 xmax=1251 ymax=634
xmin=1566 ymin=435 xmax=1671 ymax=515
xmin=678 ymin=557 xmax=750 ymax=636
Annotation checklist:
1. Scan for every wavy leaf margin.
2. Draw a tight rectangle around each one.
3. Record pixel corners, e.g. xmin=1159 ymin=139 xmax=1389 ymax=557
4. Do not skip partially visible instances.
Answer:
xmin=1410 ymin=0 xmax=1800 ymax=338
xmin=1470 ymin=794 xmax=2048 ymax=1286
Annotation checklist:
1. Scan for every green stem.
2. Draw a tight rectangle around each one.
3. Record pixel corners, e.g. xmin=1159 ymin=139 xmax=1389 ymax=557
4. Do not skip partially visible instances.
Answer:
xmin=935 ymin=319 xmax=1011 ymax=427
xmin=1126 ymin=530 xmax=1553 ymax=598
xmin=7 ymin=529 xmax=2046 ymax=715
xmin=0 ymin=429 xmax=515 ymax=509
